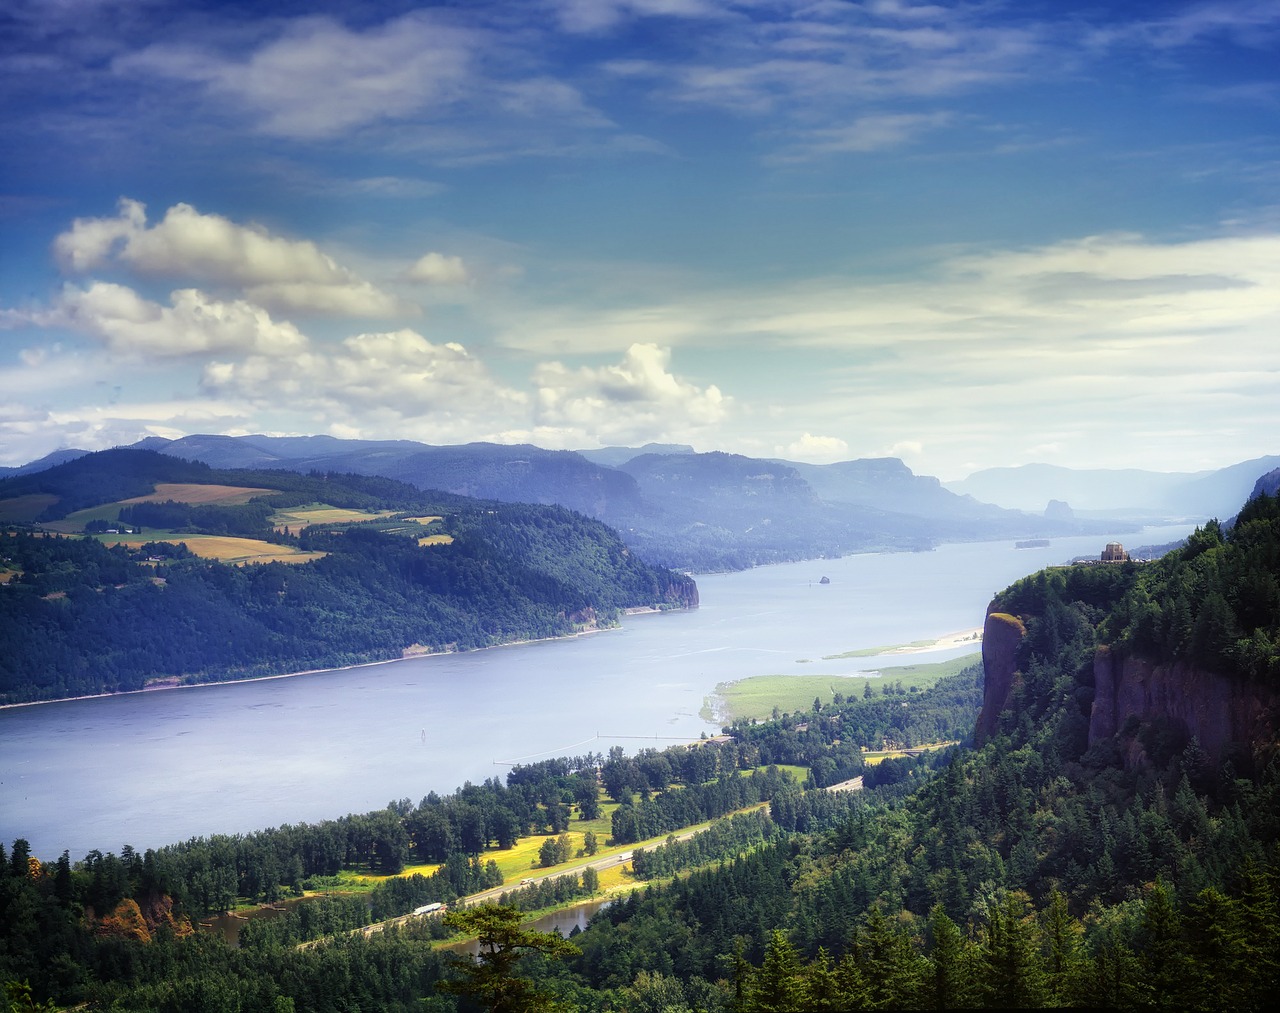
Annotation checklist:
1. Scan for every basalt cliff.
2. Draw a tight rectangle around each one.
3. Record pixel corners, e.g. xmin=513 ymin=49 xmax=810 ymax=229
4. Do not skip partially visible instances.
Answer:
xmin=978 ymin=575 xmax=1280 ymax=767
xmin=980 ymin=604 xmax=1280 ymax=765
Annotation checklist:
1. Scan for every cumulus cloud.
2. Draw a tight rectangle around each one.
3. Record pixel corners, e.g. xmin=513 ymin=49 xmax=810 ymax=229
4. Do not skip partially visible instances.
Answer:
xmin=202 ymin=328 xmax=524 ymax=422
xmin=781 ymin=433 xmax=850 ymax=462
xmin=55 ymin=199 xmax=402 ymax=316
xmin=533 ymin=343 xmax=727 ymax=445
xmin=407 ymin=252 xmax=471 ymax=286
xmin=0 ymin=397 xmax=250 ymax=467
xmin=46 ymin=282 xmax=309 ymax=358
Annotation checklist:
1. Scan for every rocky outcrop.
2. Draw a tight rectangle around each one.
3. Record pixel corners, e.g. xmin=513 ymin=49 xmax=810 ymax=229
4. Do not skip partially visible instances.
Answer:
xmin=975 ymin=607 xmax=1026 ymax=744
xmin=1252 ymin=467 xmax=1280 ymax=500
xmin=1090 ymin=648 xmax=1280 ymax=766
xmin=976 ymin=596 xmax=1280 ymax=764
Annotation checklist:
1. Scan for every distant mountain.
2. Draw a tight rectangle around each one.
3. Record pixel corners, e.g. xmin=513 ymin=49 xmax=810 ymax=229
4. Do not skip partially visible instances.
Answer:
xmin=946 ymin=455 xmax=1280 ymax=519
xmin=121 ymin=434 xmax=1135 ymax=570
xmin=146 ymin=435 xmax=645 ymax=520
xmin=577 ymin=443 xmax=695 ymax=467
xmin=781 ymin=457 xmax=1023 ymax=524
xmin=0 ymin=447 xmax=89 ymax=477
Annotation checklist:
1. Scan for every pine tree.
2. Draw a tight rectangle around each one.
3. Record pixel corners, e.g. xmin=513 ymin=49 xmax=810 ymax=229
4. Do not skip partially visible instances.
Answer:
xmin=927 ymin=905 xmax=977 ymax=1009
xmin=438 ymin=904 xmax=580 ymax=1013
xmin=746 ymin=930 xmax=807 ymax=1013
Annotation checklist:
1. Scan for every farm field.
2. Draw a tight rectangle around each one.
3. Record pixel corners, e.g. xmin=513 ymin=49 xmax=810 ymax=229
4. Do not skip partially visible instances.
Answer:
xmin=43 ymin=483 xmax=278 ymax=533
xmin=270 ymin=503 xmax=402 ymax=531
xmin=123 ymin=483 xmax=277 ymax=506
xmin=100 ymin=532 xmax=327 ymax=566
xmin=0 ymin=493 xmax=59 ymax=524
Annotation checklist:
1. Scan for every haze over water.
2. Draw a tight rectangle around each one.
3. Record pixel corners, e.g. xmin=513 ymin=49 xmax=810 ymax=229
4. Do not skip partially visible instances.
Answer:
xmin=2 ymin=529 xmax=1191 ymax=859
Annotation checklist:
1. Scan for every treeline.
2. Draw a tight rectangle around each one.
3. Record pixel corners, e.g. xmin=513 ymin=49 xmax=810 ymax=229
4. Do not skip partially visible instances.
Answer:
xmin=8 ymin=496 xmax=1279 ymax=1008
xmin=117 ymin=500 xmax=283 ymax=538
xmin=455 ymin=504 xmax=700 ymax=612
xmin=630 ymin=809 xmax=783 ymax=880
xmin=609 ymin=766 xmax=792 ymax=844
xmin=495 ymin=871 xmax=600 ymax=912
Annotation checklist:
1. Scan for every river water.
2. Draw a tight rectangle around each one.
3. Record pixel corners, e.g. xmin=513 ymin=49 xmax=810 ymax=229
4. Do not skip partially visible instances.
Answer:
xmin=0 ymin=528 xmax=1191 ymax=860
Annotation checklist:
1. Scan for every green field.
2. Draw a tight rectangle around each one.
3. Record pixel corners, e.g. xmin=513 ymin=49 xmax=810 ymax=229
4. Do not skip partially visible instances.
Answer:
xmin=704 ymin=653 xmax=981 ymax=723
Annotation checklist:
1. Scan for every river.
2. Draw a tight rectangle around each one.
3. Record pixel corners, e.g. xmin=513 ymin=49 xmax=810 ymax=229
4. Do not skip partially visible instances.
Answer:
xmin=0 ymin=528 xmax=1191 ymax=860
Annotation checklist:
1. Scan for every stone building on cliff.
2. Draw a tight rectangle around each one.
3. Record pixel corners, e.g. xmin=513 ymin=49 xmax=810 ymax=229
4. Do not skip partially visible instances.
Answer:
xmin=1100 ymin=542 xmax=1130 ymax=562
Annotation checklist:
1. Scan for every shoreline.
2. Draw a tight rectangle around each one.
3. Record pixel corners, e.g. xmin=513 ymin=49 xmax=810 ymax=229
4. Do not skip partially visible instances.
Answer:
xmin=0 ymin=616 xmax=975 ymax=713
xmin=0 ymin=609 xmax=674 ymax=712
xmin=881 ymin=627 xmax=983 ymax=656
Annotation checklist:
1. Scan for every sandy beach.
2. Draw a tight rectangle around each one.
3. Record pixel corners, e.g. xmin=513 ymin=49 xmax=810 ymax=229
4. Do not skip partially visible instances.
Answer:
xmin=881 ymin=627 xmax=984 ymax=655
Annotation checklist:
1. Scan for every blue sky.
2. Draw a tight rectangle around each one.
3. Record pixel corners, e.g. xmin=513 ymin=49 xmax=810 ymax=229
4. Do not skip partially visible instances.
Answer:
xmin=2 ymin=0 xmax=1278 ymax=479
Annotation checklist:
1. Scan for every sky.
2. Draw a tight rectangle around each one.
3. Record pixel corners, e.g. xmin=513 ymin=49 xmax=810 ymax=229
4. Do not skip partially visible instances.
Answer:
xmin=1 ymin=0 xmax=1278 ymax=481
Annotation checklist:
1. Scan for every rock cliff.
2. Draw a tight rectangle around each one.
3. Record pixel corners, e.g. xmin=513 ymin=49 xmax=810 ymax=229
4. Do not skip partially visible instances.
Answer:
xmin=975 ymin=607 xmax=1026 ymax=744
xmin=978 ymin=602 xmax=1280 ymax=764
xmin=1090 ymin=648 xmax=1280 ymax=765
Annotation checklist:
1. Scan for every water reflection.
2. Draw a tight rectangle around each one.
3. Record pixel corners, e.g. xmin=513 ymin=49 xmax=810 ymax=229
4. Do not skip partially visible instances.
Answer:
xmin=444 ymin=898 xmax=614 ymax=957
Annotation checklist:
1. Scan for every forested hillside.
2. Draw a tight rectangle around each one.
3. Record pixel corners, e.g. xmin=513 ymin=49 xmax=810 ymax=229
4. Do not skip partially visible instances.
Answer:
xmin=0 ymin=451 xmax=696 ymax=705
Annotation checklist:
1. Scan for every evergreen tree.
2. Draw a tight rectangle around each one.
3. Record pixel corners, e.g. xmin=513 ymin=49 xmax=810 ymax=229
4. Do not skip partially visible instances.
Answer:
xmin=438 ymin=905 xmax=580 ymax=1013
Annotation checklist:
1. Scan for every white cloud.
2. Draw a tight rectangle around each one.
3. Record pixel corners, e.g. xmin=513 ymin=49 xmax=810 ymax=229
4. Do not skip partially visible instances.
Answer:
xmin=117 ymin=12 xmax=478 ymax=140
xmin=1088 ymin=1 xmax=1280 ymax=50
xmin=781 ymin=432 xmax=850 ymax=462
xmin=202 ymin=328 xmax=525 ymax=422
xmin=52 ymin=197 xmax=146 ymax=272
xmin=550 ymin=0 xmax=722 ymax=35
xmin=48 ymin=282 xmax=309 ymax=358
xmin=602 ymin=3 xmax=1046 ymax=122
xmin=407 ymin=252 xmax=471 ymax=286
xmin=55 ymin=199 xmax=403 ymax=317
xmin=533 ymin=343 xmax=727 ymax=445
xmin=769 ymin=111 xmax=952 ymax=162
xmin=478 ymin=228 xmax=1280 ymax=473
xmin=0 ymin=397 xmax=251 ymax=467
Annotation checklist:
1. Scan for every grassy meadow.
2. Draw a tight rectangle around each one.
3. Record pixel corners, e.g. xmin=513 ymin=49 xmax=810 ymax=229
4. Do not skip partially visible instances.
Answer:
xmin=705 ymin=652 xmax=981 ymax=723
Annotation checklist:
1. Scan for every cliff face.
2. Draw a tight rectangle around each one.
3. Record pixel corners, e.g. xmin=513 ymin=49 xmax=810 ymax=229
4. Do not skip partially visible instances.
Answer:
xmin=977 ymin=598 xmax=1280 ymax=763
xmin=975 ymin=607 xmax=1026 ymax=744
xmin=1090 ymin=648 xmax=1280 ymax=765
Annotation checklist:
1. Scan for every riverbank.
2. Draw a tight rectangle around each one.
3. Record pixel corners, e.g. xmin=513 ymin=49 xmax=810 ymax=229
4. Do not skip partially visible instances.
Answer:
xmin=0 ymin=609 xmax=670 ymax=711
